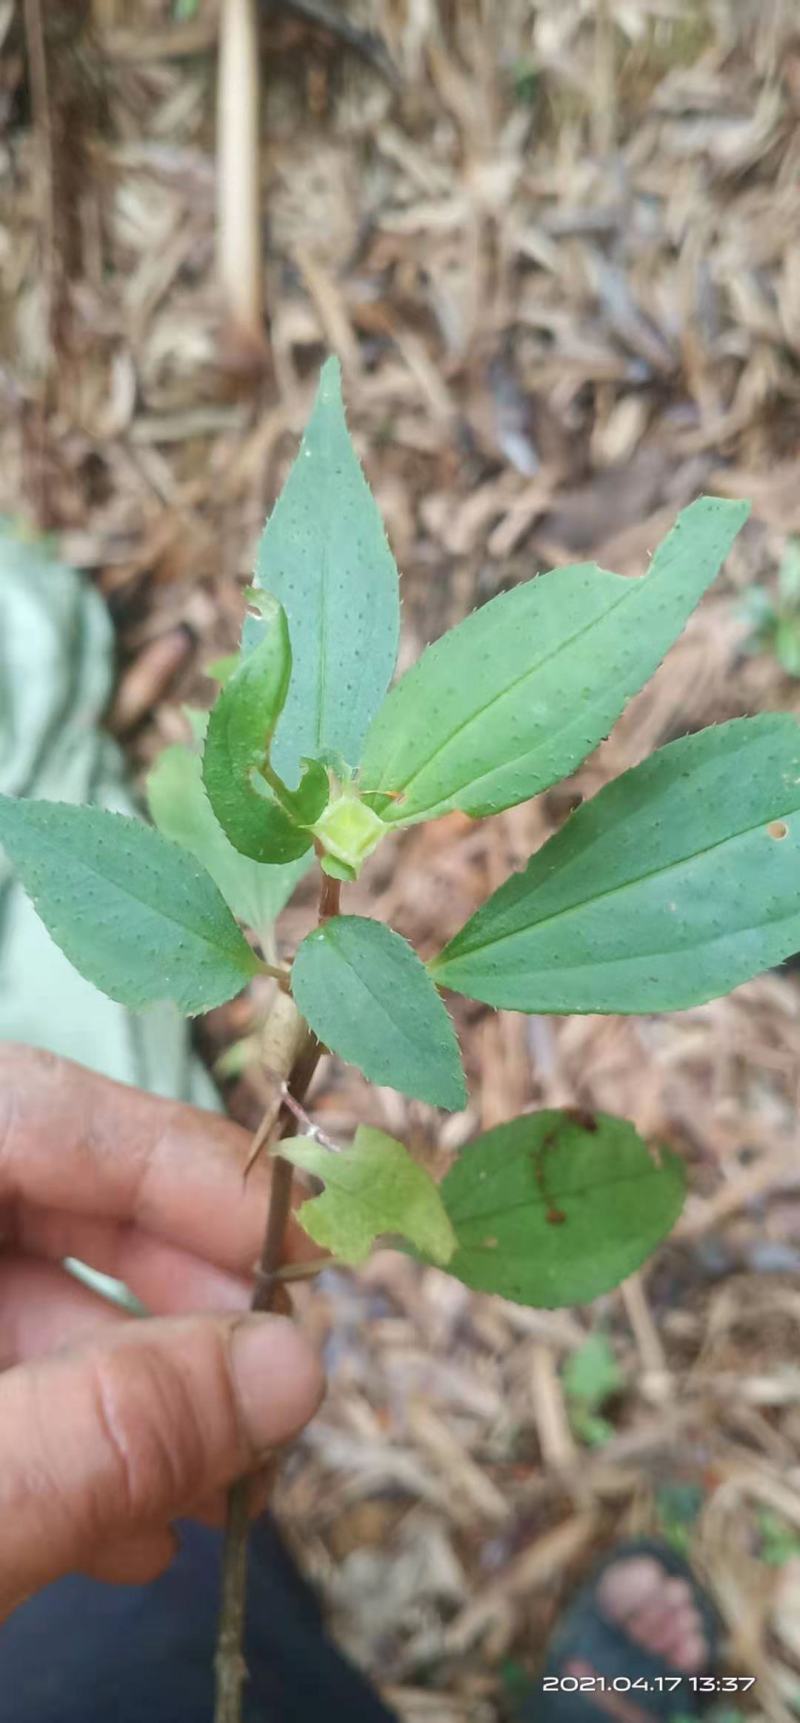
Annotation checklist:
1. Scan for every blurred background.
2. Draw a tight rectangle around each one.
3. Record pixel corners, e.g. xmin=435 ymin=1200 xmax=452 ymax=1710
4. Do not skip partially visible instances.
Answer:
xmin=3 ymin=1 xmax=800 ymax=1717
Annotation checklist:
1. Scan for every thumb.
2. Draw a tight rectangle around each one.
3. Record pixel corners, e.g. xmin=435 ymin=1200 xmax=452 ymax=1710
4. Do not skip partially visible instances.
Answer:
xmin=0 ymin=1312 xmax=322 ymax=1616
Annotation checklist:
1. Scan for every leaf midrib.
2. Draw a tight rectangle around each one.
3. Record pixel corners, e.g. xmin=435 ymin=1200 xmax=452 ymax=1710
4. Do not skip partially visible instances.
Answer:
xmin=322 ymin=925 xmax=431 ymax=1058
xmin=376 ymin=570 xmax=636 ymax=814
xmin=437 ymin=789 xmax=800 ymax=969
xmin=448 ymin=1160 xmax=679 ymax=1230
xmin=315 ymin=922 xmax=462 ymax=1105
xmin=28 ymin=815 xmax=246 ymax=963
xmin=421 ymin=669 xmax=648 ymax=820
xmin=314 ymin=509 xmax=331 ymax=756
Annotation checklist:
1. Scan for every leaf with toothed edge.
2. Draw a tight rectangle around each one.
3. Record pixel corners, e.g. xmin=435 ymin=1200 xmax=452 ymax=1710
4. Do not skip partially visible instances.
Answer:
xmin=291 ymin=914 xmax=467 ymax=1111
xmin=147 ymin=741 xmax=312 ymax=936
xmin=279 ymin=1126 xmax=457 ymax=1266
xmin=359 ymin=496 xmax=750 ymax=825
xmin=431 ymin=715 xmax=800 ymax=1015
xmin=0 ymin=797 xmax=259 ymax=1015
xmin=245 ymin=358 xmax=401 ymax=784
xmin=203 ymin=598 xmax=326 ymax=864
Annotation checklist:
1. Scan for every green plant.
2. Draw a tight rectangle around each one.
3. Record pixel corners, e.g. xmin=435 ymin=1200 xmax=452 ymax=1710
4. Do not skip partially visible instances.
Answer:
xmin=655 ymin=1480 xmax=705 ymax=1556
xmin=1 ymin=360 xmax=796 ymax=1720
xmin=563 ymin=1333 xmax=623 ymax=1447
xmin=756 ymin=1507 xmax=800 ymax=1567
xmin=743 ymin=536 xmax=800 ymax=677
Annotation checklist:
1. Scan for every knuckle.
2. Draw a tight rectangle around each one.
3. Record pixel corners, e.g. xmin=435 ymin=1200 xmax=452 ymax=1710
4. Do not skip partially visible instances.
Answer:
xmin=0 ymin=1047 xmax=65 ymax=1171
xmin=87 ymin=1339 xmax=221 ymax=1526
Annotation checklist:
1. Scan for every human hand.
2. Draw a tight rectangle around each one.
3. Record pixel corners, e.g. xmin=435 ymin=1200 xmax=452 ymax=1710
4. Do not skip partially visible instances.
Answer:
xmin=0 ymin=1046 xmax=323 ymax=1617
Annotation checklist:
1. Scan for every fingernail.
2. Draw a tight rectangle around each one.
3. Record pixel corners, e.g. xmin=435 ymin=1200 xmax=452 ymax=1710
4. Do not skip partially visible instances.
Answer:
xmin=229 ymin=1315 xmax=324 ymax=1453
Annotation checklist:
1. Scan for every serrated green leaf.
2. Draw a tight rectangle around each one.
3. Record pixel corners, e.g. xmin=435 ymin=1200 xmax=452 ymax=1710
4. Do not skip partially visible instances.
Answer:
xmin=202 ymin=603 xmax=324 ymax=863
xmin=0 ymin=798 xmax=259 ymax=1014
xmin=147 ymin=742 xmax=311 ymax=936
xmin=360 ymin=497 xmax=749 ymax=825
xmin=432 ymin=715 xmax=800 ymax=1014
xmin=291 ymin=914 xmax=466 ymax=1111
xmin=246 ymin=358 xmax=400 ymax=783
xmin=287 ymin=759 xmax=330 ymax=824
xmin=439 ymin=1110 xmax=685 ymax=1307
xmin=279 ymin=1125 xmax=456 ymax=1266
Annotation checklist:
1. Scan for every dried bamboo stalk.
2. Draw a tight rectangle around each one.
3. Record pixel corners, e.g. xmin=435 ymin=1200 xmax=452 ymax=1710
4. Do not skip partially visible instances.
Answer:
xmin=217 ymin=0 xmax=267 ymax=364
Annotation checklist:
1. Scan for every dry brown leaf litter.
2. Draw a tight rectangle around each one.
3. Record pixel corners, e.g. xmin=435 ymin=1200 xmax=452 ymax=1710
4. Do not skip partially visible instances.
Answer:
xmin=3 ymin=1 xmax=800 ymax=1716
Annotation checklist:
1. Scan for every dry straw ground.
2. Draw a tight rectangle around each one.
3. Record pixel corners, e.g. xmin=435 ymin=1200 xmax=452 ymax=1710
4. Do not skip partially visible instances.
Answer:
xmin=3 ymin=1 xmax=800 ymax=1716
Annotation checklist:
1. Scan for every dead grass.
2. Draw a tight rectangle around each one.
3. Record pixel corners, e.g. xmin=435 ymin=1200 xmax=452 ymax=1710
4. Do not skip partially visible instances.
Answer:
xmin=3 ymin=0 xmax=800 ymax=1715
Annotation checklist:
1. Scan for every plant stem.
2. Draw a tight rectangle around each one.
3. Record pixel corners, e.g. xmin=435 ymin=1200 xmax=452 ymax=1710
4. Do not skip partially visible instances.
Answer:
xmin=214 ymin=867 xmax=341 ymax=1722
xmin=214 ymin=1472 xmax=250 ymax=1723
xmin=257 ymin=958 xmax=291 ymax=990
xmin=213 ymin=1025 xmax=323 ymax=1723
xmin=318 ymin=868 xmax=341 ymax=922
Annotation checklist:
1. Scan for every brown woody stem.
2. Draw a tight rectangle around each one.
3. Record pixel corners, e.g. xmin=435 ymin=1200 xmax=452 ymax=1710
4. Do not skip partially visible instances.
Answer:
xmin=213 ymin=871 xmax=340 ymax=1721
xmin=214 ymin=1027 xmax=323 ymax=1722
xmin=213 ymin=1472 xmax=250 ymax=1722
xmin=317 ymin=866 xmax=341 ymax=923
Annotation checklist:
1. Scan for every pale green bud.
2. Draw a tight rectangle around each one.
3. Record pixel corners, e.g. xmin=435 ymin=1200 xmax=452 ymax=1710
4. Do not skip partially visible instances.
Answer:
xmin=312 ymin=794 xmax=387 ymax=877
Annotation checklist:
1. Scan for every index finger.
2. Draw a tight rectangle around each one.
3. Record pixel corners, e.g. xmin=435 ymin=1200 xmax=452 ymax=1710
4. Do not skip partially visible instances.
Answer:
xmin=0 ymin=1045 xmax=308 ymax=1274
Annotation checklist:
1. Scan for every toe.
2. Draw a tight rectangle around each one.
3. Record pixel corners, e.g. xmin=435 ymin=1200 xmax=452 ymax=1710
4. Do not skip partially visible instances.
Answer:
xmin=626 ymin=1595 xmax=676 ymax=1653
xmin=660 ymin=1601 xmax=704 ymax=1660
xmin=670 ymin=1631 xmax=706 ymax=1674
xmin=643 ymin=1590 xmax=698 ymax=1658
xmin=596 ymin=1554 xmax=711 ymax=1678
xmin=597 ymin=1558 xmax=664 ymax=1622
xmin=661 ymin=1577 xmax=692 ymax=1611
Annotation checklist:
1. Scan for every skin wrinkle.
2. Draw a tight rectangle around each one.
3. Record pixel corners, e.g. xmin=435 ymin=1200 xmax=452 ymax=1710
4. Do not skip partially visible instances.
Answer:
xmin=0 ymin=1045 xmax=293 ymax=1274
xmin=13 ymin=1214 xmax=252 ymax=1316
xmin=5 ymin=1364 xmax=77 ymax=1596
xmin=0 ymin=1352 xmax=155 ymax=1611
xmin=0 ymin=1079 xmax=26 ymax=1215
xmin=125 ymin=1107 xmax=184 ymax=1236
xmin=84 ymin=1081 xmax=191 ymax=1230
xmin=0 ymin=1048 xmax=326 ymax=1618
xmin=89 ymin=1354 xmax=142 ymax=1529
xmin=0 ymin=1316 xmax=291 ymax=1615
xmin=0 ymin=1256 xmax=117 ymax=1370
xmin=0 ymin=1087 xmax=18 ymax=1166
xmin=86 ymin=1326 xmax=249 ymax=1535
xmin=0 ymin=1047 xmax=116 ymax=1210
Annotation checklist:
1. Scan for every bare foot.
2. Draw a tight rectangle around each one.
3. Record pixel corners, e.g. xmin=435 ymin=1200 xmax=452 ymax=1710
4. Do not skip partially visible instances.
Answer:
xmin=594 ymin=1557 xmax=707 ymax=1674
xmin=560 ymin=1557 xmax=710 ymax=1723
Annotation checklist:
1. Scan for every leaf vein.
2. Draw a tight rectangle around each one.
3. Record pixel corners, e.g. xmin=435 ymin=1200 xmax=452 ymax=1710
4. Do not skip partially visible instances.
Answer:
xmin=443 ymin=790 xmax=800 ymax=964
xmin=377 ymin=573 xmax=634 ymax=809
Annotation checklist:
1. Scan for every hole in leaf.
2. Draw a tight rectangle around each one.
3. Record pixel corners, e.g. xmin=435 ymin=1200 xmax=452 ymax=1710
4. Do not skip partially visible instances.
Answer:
xmin=768 ymin=820 xmax=789 ymax=840
xmin=564 ymin=1107 xmax=598 ymax=1133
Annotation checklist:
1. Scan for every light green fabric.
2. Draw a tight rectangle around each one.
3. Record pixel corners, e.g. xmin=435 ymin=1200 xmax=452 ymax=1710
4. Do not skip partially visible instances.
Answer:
xmin=0 ymin=522 xmax=218 ymax=1109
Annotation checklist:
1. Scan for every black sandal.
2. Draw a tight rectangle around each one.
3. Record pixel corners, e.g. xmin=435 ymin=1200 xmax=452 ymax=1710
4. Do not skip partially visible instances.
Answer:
xmin=517 ymin=1539 xmax=721 ymax=1723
